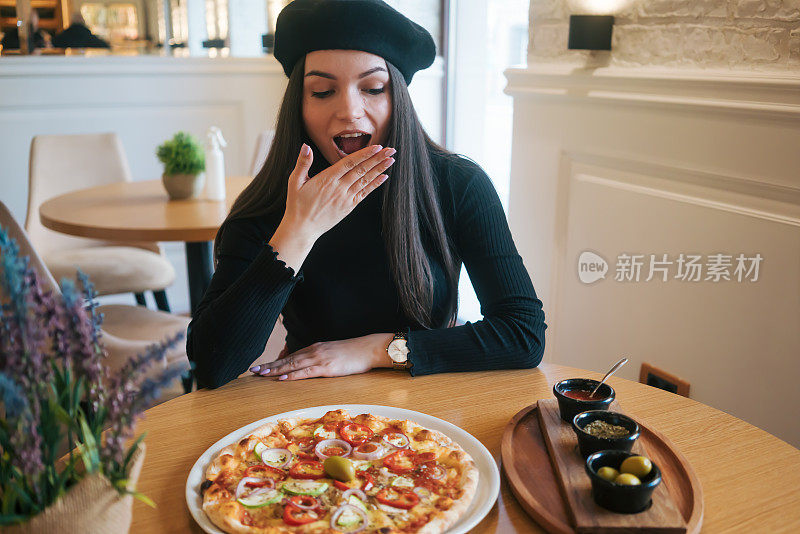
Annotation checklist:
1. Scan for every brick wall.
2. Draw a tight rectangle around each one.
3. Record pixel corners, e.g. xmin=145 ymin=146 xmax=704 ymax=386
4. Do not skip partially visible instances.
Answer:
xmin=529 ymin=0 xmax=800 ymax=70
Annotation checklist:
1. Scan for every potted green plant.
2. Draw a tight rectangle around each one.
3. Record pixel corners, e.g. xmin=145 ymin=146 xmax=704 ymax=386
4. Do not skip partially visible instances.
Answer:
xmin=156 ymin=131 xmax=206 ymax=200
xmin=0 ymin=226 xmax=188 ymax=533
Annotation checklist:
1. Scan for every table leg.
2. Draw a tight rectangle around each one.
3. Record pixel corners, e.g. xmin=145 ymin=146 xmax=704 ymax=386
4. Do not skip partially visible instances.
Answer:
xmin=185 ymin=241 xmax=214 ymax=315
xmin=184 ymin=241 xmax=214 ymax=393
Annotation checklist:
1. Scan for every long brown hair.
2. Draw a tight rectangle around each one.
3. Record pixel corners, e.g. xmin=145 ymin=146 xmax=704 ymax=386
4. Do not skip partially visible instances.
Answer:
xmin=218 ymin=56 xmax=460 ymax=329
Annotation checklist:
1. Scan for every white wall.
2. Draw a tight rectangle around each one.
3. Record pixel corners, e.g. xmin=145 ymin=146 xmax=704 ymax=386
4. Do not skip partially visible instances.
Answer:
xmin=0 ymin=54 xmax=445 ymax=314
xmin=504 ymin=64 xmax=800 ymax=447
xmin=516 ymin=0 xmax=800 ymax=447
xmin=228 ymin=0 xmax=268 ymax=57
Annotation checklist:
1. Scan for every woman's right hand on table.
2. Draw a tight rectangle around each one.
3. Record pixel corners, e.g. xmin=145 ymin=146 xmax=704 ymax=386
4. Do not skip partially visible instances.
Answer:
xmin=268 ymin=143 xmax=395 ymax=273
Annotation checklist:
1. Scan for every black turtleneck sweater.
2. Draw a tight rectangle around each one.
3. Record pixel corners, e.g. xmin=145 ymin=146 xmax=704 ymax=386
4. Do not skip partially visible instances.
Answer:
xmin=186 ymin=151 xmax=547 ymax=389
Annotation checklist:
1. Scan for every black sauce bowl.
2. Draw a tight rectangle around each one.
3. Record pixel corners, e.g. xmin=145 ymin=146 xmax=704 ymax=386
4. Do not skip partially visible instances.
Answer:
xmin=572 ymin=410 xmax=640 ymax=458
xmin=585 ymin=450 xmax=662 ymax=514
xmin=553 ymin=378 xmax=614 ymax=423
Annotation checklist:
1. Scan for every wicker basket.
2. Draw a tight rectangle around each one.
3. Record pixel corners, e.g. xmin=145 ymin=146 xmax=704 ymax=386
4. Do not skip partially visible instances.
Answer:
xmin=6 ymin=443 xmax=146 ymax=534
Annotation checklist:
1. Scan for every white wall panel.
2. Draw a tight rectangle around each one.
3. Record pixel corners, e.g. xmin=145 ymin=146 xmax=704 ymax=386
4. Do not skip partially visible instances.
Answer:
xmin=505 ymin=65 xmax=800 ymax=446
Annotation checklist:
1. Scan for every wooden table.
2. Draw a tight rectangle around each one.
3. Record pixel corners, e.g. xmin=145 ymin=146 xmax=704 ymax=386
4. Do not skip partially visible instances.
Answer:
xmin=38 ymin=176 xmax=252 ymax=315
xmin=130 ymin=363 xmax=800 ymax=533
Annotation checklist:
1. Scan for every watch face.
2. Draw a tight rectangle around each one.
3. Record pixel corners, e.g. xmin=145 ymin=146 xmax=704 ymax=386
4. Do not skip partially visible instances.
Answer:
xmin=388 ymin=339 xmax=408 ymax=362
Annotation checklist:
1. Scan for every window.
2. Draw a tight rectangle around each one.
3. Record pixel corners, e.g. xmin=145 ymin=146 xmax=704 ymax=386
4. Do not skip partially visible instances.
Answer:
xmin=80 ymin=3 xmax=140 ymax=41
xmin=205 ymin=0 xmax=227 ymax=42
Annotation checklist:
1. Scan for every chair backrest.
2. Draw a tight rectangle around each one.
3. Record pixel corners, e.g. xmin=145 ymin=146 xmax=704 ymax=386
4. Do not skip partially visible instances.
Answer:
xmin=250 ymin=130 xmax=276 ymax=177
xmin=2 ymin=200 xmax=182 ymax=406
xmin=25 ymin=132 xmax=133 ymax=254
xmin=0 ymin=200 xmax=59 ymax=294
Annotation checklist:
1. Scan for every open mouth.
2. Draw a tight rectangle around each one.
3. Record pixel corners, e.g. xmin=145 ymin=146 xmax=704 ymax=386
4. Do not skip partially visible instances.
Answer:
xmin=333 ymin=132 xmax=372 ymax=155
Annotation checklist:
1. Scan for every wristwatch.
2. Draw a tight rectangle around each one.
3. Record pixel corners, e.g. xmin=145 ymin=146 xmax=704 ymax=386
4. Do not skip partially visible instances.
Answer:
xmin=387 ymin=331 xmax=412 ymax=370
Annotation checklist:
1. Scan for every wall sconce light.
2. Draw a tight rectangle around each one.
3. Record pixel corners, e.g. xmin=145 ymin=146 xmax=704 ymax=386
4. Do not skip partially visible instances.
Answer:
xmin=568 ymin=15 xmax=614 ymax=50
xmin=567 ymin=0 xmax=632 ymax=51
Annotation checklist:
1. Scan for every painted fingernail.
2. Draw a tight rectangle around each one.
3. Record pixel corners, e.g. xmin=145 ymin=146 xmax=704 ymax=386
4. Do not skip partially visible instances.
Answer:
xmin=385 ymin=157 xmax=395 ymax=165
xmin=387 ymin=148 xmax=396 ymax=156
xmin=250 ymin=366 xmax=261 ymax=373
xmin=260 ymin=369 xmax=270 ymax=375
xmin=379 ymin=174 xmax=388 ymax=181
xmin=372 ymin=145 xmax=383 ymax=152
xmin=301 ymin=143 xmax=310 ymax=157
xmin=279 ymin=375 xmax=288 ymax=380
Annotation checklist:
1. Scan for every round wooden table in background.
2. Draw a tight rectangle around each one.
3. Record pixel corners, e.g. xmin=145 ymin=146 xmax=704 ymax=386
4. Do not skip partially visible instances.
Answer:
xmin=38 ymin=177 xmax=252 ymax=315
xmin=130 ymin=363 xmax=800 ymax=533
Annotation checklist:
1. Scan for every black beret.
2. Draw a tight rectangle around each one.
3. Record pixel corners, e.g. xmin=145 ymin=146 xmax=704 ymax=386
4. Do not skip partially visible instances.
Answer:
xmin=273 ymin=0 xmax=436 ymax=86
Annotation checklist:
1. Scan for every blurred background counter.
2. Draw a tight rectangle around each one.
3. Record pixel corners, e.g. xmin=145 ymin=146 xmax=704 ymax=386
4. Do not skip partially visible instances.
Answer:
xmin=0 ymin=0 xmax=441 ymax=57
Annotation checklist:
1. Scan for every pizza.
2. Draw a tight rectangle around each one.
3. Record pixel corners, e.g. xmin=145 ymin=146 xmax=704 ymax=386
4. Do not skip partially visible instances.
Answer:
xmin=200 ymin=408 xmax=479 ymax=533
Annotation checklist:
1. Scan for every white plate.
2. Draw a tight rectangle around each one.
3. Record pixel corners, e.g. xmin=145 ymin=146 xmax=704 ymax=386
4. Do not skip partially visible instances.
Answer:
xmin=186 ymin=404 xmax=500 ymax=533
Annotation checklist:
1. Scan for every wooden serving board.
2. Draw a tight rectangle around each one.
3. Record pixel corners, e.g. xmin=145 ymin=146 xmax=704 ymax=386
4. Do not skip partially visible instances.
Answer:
xmin=538 ymin=399 xmax=685 ymax=533
xmin=500 ymin=400 xmax=703 ymax=534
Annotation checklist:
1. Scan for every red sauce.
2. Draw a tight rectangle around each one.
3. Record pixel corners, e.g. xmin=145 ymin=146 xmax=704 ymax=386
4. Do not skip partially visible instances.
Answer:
xmin=562 ymin=389 xmax=603 ymax=401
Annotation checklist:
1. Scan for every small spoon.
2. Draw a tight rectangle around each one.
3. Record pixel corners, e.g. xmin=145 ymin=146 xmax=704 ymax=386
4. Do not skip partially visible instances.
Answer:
xmin=590 ymin=357 xmax=629 ymax=398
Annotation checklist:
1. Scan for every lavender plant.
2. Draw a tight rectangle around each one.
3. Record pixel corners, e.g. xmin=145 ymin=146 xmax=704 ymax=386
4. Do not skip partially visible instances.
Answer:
xmin=0 ymin=225 xmax=190 ymax=526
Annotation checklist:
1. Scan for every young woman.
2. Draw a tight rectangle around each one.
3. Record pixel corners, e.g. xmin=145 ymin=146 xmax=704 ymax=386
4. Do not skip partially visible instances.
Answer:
xmin=186 ymin=0 xmax=547 ymax=389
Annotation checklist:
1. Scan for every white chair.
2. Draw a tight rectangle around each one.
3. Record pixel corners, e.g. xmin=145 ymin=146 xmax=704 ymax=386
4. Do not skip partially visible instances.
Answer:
xmin=25 ymin=133 xmax=175 ymax=310
xmin=250 ymin=130 xmax=276 ymax=176
xmin=1 ymin=200 xmax=189 ymax=406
